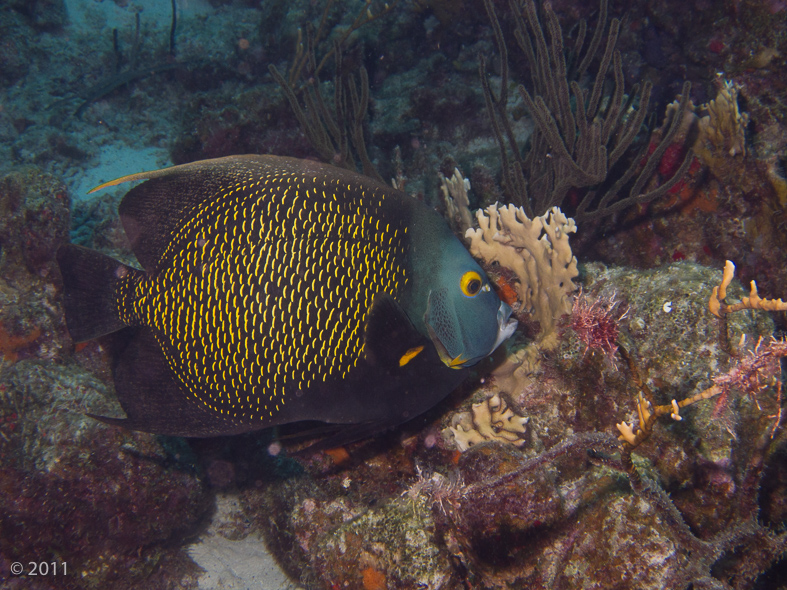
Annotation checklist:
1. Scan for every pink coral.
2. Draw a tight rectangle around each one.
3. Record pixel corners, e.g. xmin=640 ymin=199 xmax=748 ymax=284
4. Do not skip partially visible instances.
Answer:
xmin=712 ymin=336 xmax=787 ymax=415
xmin=569 ymin=289 xmax=627 ymax=359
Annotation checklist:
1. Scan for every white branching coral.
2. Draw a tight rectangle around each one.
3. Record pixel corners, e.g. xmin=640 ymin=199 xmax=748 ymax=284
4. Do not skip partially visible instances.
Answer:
xmin=696 ymin=80 xmax=749 ymax=160
xmin=466 ymin=204 xmax=579 ymax=346
xmin=440 ymin=167 xmax=474 ymax=235
xmin=446 ymin=394 xmax=529 ymax=452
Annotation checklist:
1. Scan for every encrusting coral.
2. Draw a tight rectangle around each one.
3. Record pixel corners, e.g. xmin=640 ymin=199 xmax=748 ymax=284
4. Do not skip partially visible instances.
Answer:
xmin=445 ymin=393 xmax=529 ymax=452
xmin=465 ymin=203 xmax=578 ymax=347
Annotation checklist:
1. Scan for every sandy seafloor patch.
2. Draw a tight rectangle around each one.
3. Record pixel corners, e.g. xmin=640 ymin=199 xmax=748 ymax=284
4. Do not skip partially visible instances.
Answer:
xmin=188 ymin=494 xmax=303 ymax=590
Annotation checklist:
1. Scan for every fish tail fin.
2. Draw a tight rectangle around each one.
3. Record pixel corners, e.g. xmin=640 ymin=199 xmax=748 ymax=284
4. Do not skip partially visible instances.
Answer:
xmin=57 ymin=244 xmax=139 ymax=342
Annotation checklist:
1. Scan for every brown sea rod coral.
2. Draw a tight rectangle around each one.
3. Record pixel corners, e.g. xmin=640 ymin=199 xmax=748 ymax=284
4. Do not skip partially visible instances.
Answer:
xmin=480 ymin=0 xmax=693 ymax=221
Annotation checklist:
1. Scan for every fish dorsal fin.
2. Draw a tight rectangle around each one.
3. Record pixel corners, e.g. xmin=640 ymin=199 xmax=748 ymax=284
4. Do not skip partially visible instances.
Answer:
xmin=364 ymin=294 xmax=429 ymax=370
xmin=100 ymin=155 xmax=271 ymax=270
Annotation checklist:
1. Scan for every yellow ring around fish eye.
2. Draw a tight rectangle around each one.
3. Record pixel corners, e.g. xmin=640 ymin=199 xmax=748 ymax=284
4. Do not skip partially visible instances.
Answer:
xmin=460 ymin=271 xmax=483 ymax=297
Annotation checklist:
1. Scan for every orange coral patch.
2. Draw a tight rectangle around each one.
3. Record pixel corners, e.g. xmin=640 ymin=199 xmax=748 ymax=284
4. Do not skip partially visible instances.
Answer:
xmin=324 ymin=446 xmax=350 ymax=466
xmin=362 ymin=567 xmax=386 ymax=590
xmin=0 ymin=324 xmax=42 ymax=362
xmin=493 ymin=276 xmax=519 ymax=307
xmin=680 ymin=184 xmax=719 ymax=215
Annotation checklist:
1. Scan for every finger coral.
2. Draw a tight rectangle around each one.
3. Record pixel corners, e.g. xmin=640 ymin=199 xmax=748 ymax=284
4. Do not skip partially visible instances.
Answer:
xmin=465 ymin=204 xmax=578 ymax=347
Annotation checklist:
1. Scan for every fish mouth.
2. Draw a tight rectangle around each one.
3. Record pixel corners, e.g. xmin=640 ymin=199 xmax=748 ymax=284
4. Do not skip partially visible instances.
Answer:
xmin=426 ymin=322 xmax=468 ymax=369
xmin=489 ymin=301 xmax=518 ymax=355
xmin=427 ymin=301 xmax=518 ymax=370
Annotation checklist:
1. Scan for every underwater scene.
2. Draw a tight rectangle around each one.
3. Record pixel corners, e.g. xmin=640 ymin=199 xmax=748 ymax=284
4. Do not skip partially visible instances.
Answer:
xmin=1 ymin=0 xmax=787 ymax=588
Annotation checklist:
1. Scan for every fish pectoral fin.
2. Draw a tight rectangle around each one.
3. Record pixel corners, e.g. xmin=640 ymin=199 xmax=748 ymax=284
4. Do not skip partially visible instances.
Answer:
xmin=398 ymin=345 xmax=424 ymax=366
xmin=363 ymin=294 xmax=430 ymax=370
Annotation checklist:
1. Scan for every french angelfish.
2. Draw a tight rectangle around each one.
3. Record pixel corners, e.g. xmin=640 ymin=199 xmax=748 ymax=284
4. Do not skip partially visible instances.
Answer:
xmin=57 ymin=155 xmax=517 ymax=439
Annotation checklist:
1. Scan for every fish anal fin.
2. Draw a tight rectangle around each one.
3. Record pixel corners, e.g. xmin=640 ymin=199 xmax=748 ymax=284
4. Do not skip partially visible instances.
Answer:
xmin=105 ymin=328 xmax=249 ymax=437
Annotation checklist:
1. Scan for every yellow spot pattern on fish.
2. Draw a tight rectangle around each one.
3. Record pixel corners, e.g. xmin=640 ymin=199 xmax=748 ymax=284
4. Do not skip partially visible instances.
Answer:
xmin=115 ymin=164 xmax=408 ymax=424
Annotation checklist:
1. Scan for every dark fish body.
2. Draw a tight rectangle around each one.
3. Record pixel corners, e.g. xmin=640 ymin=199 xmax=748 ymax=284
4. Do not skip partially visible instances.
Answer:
xmin=58 ymin=155 xmax=515 ymax=438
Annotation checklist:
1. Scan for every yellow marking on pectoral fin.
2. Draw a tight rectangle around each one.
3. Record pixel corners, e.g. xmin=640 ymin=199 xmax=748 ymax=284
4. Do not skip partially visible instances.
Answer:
xmin=398 ymin=345 xmax=425 ymax=367
xmin=447 ymin=355 xmax=467 ymax=369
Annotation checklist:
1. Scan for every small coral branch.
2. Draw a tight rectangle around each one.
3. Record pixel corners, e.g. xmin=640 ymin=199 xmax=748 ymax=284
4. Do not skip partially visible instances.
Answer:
xmin=439 ymin=168 xmax=474 ymax=236
xmin=708 ymin=259 xmax=787 ymax=355
xmin=616 ymin=387 xmax=721 ymax=448
xmin=709 ymin=260 xmax=787 ymax=317
xmin=617 ymin=336 xmax=787 ymax=449
xmin=694 ymin=80 xmax=749 ymax=164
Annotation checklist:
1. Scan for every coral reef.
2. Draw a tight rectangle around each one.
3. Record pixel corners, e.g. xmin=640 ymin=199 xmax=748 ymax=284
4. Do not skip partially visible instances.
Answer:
xmin=466 ymin=203 xmax=579 ymax=346
xmin=0 ymin=360 xmax=210 ymax=590
xmin=0 ymin=167 xmax=71 ymax=365
xmin=0 ymin=165 xmax=210 ymax=589
xmin=230 ymin=261 xmax=786 ymax=590
xmin=0 ymin=166 xmax=70 ymax=276
xmin=1 ymin=0 xmax=787 ymax=587
xmin=445 ymin=393 xmax=529 ymax=452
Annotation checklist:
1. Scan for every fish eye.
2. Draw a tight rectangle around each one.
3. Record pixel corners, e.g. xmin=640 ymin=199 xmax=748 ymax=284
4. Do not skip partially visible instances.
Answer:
xmin=460 ymin=271 xmax=483 ymax=297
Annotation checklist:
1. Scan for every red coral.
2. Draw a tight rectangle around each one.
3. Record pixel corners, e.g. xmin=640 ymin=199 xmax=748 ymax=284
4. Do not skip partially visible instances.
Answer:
xmin=569 ymin=290 xmax=627 ymax=359
xmin=658 ymin=143 xmax=686 ymax=177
